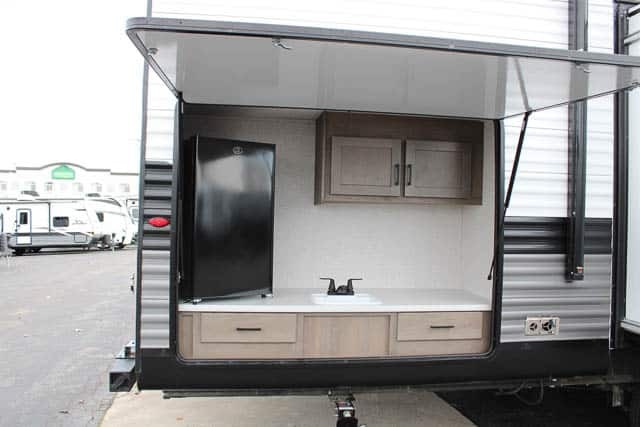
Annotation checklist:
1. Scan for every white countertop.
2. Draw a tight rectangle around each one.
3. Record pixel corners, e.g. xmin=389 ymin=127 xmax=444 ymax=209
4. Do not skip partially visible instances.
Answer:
xmin=178 ymin=288 xmax=490 ymax=313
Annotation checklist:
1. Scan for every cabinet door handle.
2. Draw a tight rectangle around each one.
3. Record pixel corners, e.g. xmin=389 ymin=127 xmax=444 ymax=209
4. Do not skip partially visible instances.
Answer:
xmin=406 ymin=164 xmax=412 ymax=186
xmin=236 ymin=327 xmax=262 ymax=332
xmin=394 ymin=164 xmax=400 ymax=186
xmin=429 ymin=325 xmax=455 ymax=329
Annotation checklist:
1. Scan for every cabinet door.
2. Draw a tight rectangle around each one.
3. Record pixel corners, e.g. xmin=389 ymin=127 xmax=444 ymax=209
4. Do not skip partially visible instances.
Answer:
xmin=330 ymin=137 xmax=402 ymax=197
xmin=404 ymin=140 xmax=472 ymax=198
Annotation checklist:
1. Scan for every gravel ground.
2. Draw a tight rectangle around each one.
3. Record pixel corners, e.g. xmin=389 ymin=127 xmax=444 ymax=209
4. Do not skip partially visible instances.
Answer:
xmin=0 ymin=248 xmax=136 ymax=427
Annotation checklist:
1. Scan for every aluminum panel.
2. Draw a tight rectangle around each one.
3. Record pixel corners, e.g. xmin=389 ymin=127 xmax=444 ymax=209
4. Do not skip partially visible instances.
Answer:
xmin=139 ymin=298 xmax=171 ymax=348
xmin=139 ymin=161 xmax=173 ymax=349
xmin=501 ymin=254 xmax=611 ymax=342
xmin=129 ymin=21 xmax=640 ymax=120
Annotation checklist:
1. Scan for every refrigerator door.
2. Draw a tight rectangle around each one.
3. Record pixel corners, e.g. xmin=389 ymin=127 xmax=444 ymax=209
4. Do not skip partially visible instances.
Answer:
xmin=191 ymin=137 xmax=275 ymax=299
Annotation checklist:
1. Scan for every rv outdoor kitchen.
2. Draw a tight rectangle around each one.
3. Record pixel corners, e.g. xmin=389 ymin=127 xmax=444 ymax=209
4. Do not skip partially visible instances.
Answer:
xmin=107 ymin=7 xmax=640 ymax=427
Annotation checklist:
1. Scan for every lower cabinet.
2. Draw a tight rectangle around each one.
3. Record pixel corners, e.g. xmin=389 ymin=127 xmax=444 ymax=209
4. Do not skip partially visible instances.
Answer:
xmin=179 ymin=311 xmax=490 ymax=360
xmin=303 ymin=314 xmax=390 ymax=358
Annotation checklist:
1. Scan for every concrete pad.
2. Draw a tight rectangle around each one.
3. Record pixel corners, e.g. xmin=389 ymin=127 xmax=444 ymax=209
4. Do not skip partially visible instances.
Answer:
xmin=101 ymin=389 xmax=475 ymax=427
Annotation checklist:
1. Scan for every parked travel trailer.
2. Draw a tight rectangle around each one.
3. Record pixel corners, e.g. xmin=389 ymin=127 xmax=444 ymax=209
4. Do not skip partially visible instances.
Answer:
xmin=111 ymin=2 xmax=640 ymax=425
xmin=86 ymin=198 xmax=137 ymax=248
xmin=0 ymin=200 xmax=101 ymax=254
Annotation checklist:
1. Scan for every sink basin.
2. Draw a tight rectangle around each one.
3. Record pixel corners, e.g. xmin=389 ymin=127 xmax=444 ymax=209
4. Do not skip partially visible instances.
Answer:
xmin=311 ymin=293 xmax=382 ymax=305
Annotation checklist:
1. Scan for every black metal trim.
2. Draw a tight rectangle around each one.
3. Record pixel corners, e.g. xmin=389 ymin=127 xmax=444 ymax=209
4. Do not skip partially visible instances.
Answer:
xmin=168 ymin=98 xmax=182 ymax=354
xmin=109 ymin=358 xmax=136 ymax=392
xmin=488 ymin=112 xmax=529 ymax=279
xmin=613 ymin=3 xmax=632 ymax=348
xmin=566 ymin=0 xmax=588 ymax=281
xmin=136 ymin=340 xmax=611 ymax=390
xmin=505 ymin=217 xmax=612 ymax=255
xmin=492 ymin=119 xmax=505 ymax=347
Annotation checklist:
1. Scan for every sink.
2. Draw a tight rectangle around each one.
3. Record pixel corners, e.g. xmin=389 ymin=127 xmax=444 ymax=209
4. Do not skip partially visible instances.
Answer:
xmin=311 ymin=293 xmax=382 ymax=305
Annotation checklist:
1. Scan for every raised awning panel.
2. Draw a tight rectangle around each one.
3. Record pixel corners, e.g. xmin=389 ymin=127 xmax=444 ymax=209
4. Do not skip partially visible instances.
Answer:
xmin=127 ymin=17 xmax=640 ymax=120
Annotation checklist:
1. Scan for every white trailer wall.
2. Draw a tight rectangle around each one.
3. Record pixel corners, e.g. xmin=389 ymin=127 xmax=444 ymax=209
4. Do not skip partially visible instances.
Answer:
xmin=139 ymin=1 xmax=617 ymax=348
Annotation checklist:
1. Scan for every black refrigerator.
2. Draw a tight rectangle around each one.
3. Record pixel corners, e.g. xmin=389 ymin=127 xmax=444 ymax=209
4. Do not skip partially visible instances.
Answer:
xmin=183 ymin=136 xmax=275 ymax=300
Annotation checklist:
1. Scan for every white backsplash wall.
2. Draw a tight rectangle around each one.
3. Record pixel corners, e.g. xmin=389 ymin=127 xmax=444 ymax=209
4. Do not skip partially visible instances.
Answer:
xmin=184 ymin=113 xmax=494 ymax=294
xmin=462 ymin=123 xmax=496 ymax=301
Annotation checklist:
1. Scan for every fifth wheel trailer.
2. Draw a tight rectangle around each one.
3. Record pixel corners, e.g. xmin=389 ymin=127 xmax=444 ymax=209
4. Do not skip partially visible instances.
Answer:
xmin=111 ymin=1 xmax=640 ymax=425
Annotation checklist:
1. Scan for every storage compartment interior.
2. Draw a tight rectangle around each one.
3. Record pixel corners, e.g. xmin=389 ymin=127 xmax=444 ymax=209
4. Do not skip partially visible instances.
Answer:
xmin=177 ymin=105 xmax=496 ymax=360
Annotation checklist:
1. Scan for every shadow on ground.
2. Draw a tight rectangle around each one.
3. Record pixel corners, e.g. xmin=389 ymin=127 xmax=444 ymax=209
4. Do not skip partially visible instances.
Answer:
xmin=439 ymin=387 xmax=629 ymax=427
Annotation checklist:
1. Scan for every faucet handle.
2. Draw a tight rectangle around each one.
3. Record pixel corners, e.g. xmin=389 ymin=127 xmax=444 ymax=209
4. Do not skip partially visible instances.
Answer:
xmin=346 ymin=278 xmax=362 ymax=293
xmin=320 ymin=277 xmax=336 ymax=294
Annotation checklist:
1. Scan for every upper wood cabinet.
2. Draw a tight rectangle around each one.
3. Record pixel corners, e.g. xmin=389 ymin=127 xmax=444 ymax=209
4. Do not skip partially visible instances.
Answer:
xmin=315 ymin=112 xmax=484 ymax=205
xmin=404 ymin=140 xmax=472 ymax=199
xmin=330 ymin=137 xmax=402 ymax=197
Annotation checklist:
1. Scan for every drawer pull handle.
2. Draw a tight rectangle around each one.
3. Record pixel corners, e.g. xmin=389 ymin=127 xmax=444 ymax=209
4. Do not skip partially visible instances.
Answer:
xmin=430 ymin=325 xmax=455 ymax=329
xmin=236 ymin=327 xmax=262 ymax=332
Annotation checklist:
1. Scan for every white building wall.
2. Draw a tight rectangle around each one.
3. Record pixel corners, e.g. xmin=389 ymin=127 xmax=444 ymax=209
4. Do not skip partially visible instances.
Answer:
xmin=0 ymin=164 xmax=138 ymax=200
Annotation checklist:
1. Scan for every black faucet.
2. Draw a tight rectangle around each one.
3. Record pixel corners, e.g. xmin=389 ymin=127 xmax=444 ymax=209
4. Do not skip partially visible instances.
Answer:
xmin=320 ymin=278 xmax=362 ymax=296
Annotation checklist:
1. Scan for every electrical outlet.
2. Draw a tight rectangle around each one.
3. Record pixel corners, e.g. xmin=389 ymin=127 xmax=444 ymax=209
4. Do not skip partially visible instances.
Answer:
xmin=524 ymin=317 xmax=542 ymax=336
xmin=540 ymin=317 xmax=560 ymax=335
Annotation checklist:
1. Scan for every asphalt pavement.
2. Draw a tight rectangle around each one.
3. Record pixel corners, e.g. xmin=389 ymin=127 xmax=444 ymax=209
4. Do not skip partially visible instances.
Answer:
xmin=0 ymin=248 xmax=136 ymax=427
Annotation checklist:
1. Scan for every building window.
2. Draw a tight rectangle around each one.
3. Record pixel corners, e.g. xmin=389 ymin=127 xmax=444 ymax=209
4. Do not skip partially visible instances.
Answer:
xmin=24 ymin=181 xmax=36 ymax=192
xmin=52 ymin=216 xmax=69 ymax=227
xmin=19 ymin=212 xmax=29 ymax=225
xmin=0 ymin=181 xmax=7 ymax=192
xmin=96 ymin=212 xmax=104 ymax=222
xmin=118 ymin=183 xmax=130 ymax=193
xmin=72 ymin=182 xmax=84 ymax=193
xmin=44 ymin=182 xmax=54 ymax=193
xmin=91 ymin=182 xmax=102 ymax=193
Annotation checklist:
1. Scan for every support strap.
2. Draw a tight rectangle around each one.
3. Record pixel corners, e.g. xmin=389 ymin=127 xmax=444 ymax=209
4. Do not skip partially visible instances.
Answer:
xmin=488 ymin=111 xmax=531 ymax=280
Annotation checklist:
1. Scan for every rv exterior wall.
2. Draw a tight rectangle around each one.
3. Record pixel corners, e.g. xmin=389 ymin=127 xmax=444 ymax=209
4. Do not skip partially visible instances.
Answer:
xmin=138 ymin=1 xmax=616 ymax=349
xmin=147 ymin=0 xmax=613 ymax=219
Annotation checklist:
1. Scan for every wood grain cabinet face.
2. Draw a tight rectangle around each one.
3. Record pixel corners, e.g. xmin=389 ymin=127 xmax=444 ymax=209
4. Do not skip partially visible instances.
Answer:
xmin=330 ymin=137 xmax=402 ymax=197
xmin=404 ymin=140 xmax=472 ymax=199
xmin=200 ymin=313 xmax=297 ymax=343
xmin=396 ymin=312 xmax=484 ymax=341
xmin=303 ymin=315 xmax=390 ymax=358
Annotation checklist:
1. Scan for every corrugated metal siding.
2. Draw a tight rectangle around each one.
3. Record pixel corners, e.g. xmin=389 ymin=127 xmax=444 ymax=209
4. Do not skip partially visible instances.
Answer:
xmin=139 ymin=162 xmax=173 ymax=348
xmin=586 ymin=0 xmax=615 ymax=219
xmin=500 ymin=1 xmax=615 ymax=343
xmin=151 ymin=0 xmax=568 ymax=47
xmin=501 ymin=254 xmax=612 ymax=342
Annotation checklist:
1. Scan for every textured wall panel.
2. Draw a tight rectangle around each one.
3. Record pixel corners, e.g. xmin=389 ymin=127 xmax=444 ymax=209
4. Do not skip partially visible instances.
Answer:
xmin=139 ymin=162 xmax=173 ymax=348
xmin=139 ymin=298 xmax=171 ymax=348
xmin=501 ymin=254 xmax=611 ymax=342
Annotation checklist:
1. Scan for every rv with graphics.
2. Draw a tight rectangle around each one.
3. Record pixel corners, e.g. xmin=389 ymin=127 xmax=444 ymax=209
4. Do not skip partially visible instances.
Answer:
xmin=0 ymin=198 xmax=135 ymax=254
xmin=0 ymin=200 xmax=101 ymax=254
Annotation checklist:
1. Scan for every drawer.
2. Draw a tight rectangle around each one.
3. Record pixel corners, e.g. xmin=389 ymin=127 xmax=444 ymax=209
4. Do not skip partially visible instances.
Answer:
xmin=397 ymin=312 xmax=484 ymax=341
xmin=200 ymin=313 xmax=297 ymax=343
